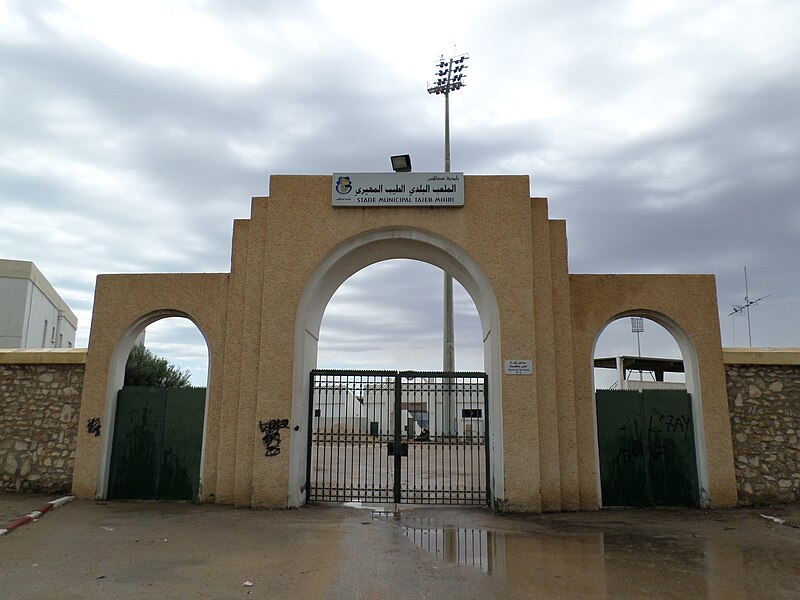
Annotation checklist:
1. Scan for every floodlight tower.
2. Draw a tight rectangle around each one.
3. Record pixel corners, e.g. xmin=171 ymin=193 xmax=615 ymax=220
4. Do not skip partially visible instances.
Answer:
xmin=427 ymin=53 xmax=469 ymax=173
xmin=428 ymin=52 xmax=469 ymax=435
xmin=631 ymin=317 xmax=644 ymax=382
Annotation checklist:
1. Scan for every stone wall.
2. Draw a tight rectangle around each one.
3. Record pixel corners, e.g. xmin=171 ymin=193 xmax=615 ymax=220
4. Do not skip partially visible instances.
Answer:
xmin=725 ymin=350 xmax=800 ymax=505
xmin=3 ymin=347 xmax=799 ymax=507
xmin=0 ymin=350 xmax=86 ymax=494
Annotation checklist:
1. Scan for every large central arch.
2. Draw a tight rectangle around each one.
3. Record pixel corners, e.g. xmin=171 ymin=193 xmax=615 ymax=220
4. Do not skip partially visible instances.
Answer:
xmin=287 ymin=227 xmax=504 ymax=507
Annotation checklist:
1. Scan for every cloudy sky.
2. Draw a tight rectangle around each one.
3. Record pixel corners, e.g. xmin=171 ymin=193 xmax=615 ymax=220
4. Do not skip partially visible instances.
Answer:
xmin=1 ymin=0 xmax=798 ymax=386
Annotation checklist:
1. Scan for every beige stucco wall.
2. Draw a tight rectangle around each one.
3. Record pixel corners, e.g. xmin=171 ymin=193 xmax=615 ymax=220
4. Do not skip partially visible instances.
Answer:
xmin=0 ymin=349 xmax=87 ymax=364
xmin=72 ymin=174 xmax=737 ymax=511
xmin=723 ymin=348 xmax=800 ymax=366
xmin=208 ymin=175 xmax=555 ymax=510
xmin=569 ymin=275 xmax=739 ymax=507
xmin=72 ymin=273 xmax=229 ymax=498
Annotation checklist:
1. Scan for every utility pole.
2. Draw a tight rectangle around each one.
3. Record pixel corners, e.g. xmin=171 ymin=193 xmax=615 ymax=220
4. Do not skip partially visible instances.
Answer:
xmin=428 ymin=52 xmax=469 ymax=434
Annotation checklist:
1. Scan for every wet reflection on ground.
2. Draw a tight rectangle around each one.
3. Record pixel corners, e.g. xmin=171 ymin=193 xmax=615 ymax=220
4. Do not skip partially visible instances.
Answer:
xmin=402 ymin=522 xmax=500 ymax=573
xmin=398 ymin=514 xmax=800 ymax=599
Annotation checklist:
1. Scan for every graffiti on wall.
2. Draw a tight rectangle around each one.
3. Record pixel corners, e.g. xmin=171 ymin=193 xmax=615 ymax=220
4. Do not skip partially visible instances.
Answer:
xmin=87 ymin=417 xmax=101 ymax=437
xmin=259 ymin=419 xmax=289 ymax=456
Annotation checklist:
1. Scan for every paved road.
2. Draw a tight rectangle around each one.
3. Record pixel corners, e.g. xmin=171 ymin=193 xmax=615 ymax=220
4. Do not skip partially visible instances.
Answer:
xmin=1 ymin=494 xmax=799 ymax=599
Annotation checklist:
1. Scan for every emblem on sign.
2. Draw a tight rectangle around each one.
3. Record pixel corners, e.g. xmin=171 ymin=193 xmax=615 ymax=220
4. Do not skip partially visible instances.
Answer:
xmin=335 ymin=176 xmax=352 ymax=195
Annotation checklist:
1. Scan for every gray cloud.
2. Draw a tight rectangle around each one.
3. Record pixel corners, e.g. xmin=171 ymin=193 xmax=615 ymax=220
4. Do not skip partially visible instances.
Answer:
xmin=318 ymin=260 xmax=483 ymax=370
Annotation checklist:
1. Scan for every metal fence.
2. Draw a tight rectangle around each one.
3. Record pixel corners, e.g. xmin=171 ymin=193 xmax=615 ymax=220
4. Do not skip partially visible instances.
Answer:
xmin=307 ymin=370 xmax=490 ymax=505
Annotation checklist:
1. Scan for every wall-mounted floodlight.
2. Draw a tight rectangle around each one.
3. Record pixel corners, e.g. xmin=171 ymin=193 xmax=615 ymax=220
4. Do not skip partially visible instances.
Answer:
xmin=391 ymin=154 xmax=412 ymax=172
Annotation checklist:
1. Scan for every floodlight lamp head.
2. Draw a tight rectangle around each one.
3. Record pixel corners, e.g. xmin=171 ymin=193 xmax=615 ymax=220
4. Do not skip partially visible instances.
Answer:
xmin=630 ymin=316 xmax=645 ymax=333
xmin=390 ymin=154 xmax=412 ymax=172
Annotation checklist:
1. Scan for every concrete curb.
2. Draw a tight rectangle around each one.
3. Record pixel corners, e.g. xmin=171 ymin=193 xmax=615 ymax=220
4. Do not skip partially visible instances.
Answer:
xmin=0 ymin=496 xmax=75 ymax=536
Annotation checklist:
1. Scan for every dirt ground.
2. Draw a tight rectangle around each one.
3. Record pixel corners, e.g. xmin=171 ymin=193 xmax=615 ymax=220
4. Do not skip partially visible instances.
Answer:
xmin=1 ymin=494 xmax=799 ymax=600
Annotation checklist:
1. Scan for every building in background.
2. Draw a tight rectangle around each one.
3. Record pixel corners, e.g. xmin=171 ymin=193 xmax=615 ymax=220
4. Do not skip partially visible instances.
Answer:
xmin=0 ymin=259 xmax=77 ymax=349
xmin=594 ymin=356 xmax=687 ymax=391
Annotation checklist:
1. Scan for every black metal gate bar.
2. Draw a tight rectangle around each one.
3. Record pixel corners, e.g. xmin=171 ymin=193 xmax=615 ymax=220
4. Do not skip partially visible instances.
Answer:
xmin=393 ymin=374 xmax=402 ymax=503
xmin=398 ymin=372 xmax=489 ymax=504
xmin=307 ymin=370 xmax=396 ymax=502
xmin=307 ymin=369 xmax=489 ymax=505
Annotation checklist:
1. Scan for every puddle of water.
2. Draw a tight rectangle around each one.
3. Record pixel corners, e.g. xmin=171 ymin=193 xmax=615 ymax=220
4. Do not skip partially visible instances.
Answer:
xmin=398 ymin=520 xmax=784 ymax=599
xmin=342 ymin=502 xmax=402 ymax=519
xmin=343 ymin=501 xmax=441 ymax=520
xmin=332 ymin=503 xmax=800 ymax=599
xmin=343 ymin=501 xmax=391 ymax=511
xmin=402 ymin=520 xmax=504 ymax=574
xmin=342 ymin=501 xmax=429 ymax=511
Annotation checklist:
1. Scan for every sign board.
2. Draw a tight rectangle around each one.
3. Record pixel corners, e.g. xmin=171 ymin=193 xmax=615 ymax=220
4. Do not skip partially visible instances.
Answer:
xmin=332 ymin=173 xmax=464 ymax=207
xmin=504 ymin=360 xmax=533 ymax=375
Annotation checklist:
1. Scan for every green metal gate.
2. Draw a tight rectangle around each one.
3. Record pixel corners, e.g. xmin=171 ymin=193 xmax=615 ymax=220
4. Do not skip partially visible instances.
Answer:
xmin=307 ymin=370 xmax=490 ymax=505
xmin=596 ymin=389 xmax=699 ymax=507
xmin=108 ymin=386 xmax=206 ymax=501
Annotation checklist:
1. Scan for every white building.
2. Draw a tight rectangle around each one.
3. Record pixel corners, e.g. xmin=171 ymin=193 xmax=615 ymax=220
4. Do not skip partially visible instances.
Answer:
xmin=0 ymin=259 xmax=77 ymax=349
xmin=315 ymin=377 xmax=486 ymax=438
xmin=312 ymin=385 xmax=366 ymax=434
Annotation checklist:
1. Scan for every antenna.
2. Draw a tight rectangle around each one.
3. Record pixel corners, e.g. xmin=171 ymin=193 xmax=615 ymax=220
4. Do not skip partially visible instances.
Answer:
xmin=728 ymin=266 xmax=769 ymax=347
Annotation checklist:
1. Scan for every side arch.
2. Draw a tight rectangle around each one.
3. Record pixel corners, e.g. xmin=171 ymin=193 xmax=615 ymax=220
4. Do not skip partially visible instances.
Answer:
xmin=590 ymin=309 xmax=708 ymax=506
xmin=96 ymin=310 xmax=211 ymax=500
xmin=72 ymin=272 xmax=229 ymax=501
xmin=569 ymin=274 xmax=738 ymax=509
xmin=287 ymin=227 xmax=505 ymax=507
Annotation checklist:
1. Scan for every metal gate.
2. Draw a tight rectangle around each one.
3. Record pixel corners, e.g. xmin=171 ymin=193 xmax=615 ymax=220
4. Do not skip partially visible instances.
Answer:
xmin=306 ymin=370 xmax=490 ymax=505
xmin=596 ymin=389 xmax=699 ymax=507
xmin=108 ymin=386 xmax=206 ymax=501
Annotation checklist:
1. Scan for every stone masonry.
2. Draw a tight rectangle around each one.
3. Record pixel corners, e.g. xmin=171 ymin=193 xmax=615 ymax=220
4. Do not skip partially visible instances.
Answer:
xmin=726 ymin=362 xmax=800 ymax=505
xmin=1 ymin=360 xmax=84 ymax=494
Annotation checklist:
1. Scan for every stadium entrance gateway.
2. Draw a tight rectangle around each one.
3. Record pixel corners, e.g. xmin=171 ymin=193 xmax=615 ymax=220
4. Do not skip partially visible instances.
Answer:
xmin=72 ymin=174 xmax=739 ymax=512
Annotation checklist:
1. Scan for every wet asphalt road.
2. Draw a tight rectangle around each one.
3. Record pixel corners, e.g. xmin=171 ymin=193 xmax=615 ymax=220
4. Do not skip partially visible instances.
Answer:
xmin=1 ymin=494 xmax=799 ymax=599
